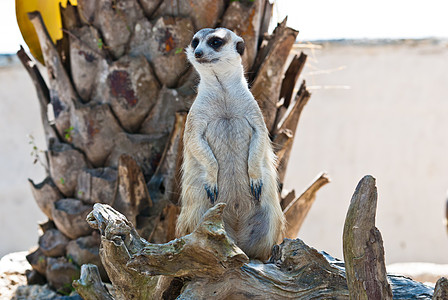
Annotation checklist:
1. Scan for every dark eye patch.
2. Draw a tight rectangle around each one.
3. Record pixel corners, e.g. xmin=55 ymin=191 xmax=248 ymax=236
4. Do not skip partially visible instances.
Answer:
xmin=207 ymin=37 xmax=225 ymax=50
xmin=191 ymin=38 xmax=199 ymax=49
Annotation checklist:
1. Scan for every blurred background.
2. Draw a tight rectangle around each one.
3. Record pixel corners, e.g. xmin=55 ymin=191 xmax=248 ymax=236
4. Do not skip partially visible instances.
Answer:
xmin=1 ymin=0 xmax=447 ymax=267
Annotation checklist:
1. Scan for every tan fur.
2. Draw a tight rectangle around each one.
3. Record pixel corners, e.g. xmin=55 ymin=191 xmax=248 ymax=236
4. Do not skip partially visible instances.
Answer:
xmin=176 ymin=28 xmax=285 ymax=260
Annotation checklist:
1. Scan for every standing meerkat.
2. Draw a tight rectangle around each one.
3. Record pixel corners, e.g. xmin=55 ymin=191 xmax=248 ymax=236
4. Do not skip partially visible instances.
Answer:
xmin=176 ymin=28 xmax=285 ymax=260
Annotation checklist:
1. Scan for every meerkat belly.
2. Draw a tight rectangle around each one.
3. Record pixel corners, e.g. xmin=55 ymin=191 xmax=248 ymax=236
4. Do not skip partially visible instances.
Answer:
xmin=205 ymin=117 xmax=252 ymax=209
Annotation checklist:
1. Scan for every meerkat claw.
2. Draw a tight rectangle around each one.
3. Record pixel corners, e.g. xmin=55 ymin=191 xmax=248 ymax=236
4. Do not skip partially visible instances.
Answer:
xmin=205 ymin=184 xmax=218 ymax=204
xmin=250 ymin=179 xmax=263 ymax=202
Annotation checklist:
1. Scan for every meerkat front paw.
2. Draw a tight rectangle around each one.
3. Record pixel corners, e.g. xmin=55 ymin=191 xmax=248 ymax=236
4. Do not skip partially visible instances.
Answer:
xmin=204 ymin=182 xmax=218 ymax=204
xmin=250 ymin=178 xmax=263 ymax=202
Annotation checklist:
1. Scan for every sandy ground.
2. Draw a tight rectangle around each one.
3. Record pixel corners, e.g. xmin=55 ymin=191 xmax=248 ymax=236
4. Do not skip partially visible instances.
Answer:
xmin=0 ymin=40 xmax=447 ymax=265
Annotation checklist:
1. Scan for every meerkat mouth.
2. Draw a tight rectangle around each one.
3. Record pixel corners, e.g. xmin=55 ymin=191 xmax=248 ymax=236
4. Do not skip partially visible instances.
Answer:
xmin=196 ymin=58 xmax=219 ymax=64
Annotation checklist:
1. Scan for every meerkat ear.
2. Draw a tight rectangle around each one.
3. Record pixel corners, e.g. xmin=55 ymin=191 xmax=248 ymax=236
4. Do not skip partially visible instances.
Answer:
xmin=236 ymin=41 xmax=245 ymax=56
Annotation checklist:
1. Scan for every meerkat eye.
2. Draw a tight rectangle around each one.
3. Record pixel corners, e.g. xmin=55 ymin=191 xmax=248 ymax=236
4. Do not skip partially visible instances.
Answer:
xmin=191 ymin=38 xmax=199 ymax=49
xmin=208 ymin=37 xmax=224 ymax=49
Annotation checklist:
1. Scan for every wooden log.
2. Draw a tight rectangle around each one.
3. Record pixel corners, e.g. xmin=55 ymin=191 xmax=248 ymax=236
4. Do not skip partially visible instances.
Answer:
xmin=72 ymin=264 xmax=114 ymax=300
xmin=48 ymin=139 xmax=88 ymax=196
xmin=343 ymin=175 xmax=393 ymax=300
xmin=251 ymin=18 xmax=298 ymax=131
xmin=433 ymin=277 xmax=448 ymax=300
xmin=113 ymin=154 xmax=152 ymax=228
xmin=28 ymin=11 xmax=78 ymax=138
xmin=76 ymin=167 xmax=117 ymax=205
xmin=83 ymin=202 xmax=434 ymax=299
xmin=52 ymin=199 xmax=93 ymax=240
xmin=276 ymin=81 xmax=311 ymax=183
xmin=29 ymin=177 xmax=62 ymax=220
xmin=283 ymin=172 xmax=330 ymax=238
xmin=93 ymin=55 xmax=160 ymax=132
xmin=38 ymin=228 xmax=69 ymax=257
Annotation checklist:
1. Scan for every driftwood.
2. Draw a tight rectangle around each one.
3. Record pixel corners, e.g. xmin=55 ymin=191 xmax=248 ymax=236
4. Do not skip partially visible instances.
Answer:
xmin=73 ymin=264 xmax=114 ymax=300
xmin=343 ymin=175 xmax=393 ymax=299
xmin=74 ymin=176 xmax=436 ymax=300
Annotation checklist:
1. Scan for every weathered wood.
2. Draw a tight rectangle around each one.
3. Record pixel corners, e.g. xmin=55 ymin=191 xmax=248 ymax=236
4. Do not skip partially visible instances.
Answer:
xmin=28 ymin=11 xmax=78 ymax=138
xmin=251 ymin=18 xmax=298 ymax=131
xmin=433 ymin=277 xmax=448 ymax=300
xmin=276 ymin=81 xmax=311 ymax=183
xmin=86 ymin=203 xmax=159 ymax=299
xmin=29 ymin=177 xmax=62 ymax=220
xmin=343 ymin=175 xmax=393 ymax=300
xmin=76 ymin=167 xmax=117 ymax=205
xmin=82 ymin=202 xmax=434 ymax=299
xmin=73 ymin=264 xmax=114 ymax=300
xmin=283 ymin=173 xmax=330 ymax=238
xmin=51 ymin=199 xmax=93 ymax=240
xmin=38 ymin=228 xmax=69 ymax=257
xmin=113 ymin=154 xmax=152 ymax=227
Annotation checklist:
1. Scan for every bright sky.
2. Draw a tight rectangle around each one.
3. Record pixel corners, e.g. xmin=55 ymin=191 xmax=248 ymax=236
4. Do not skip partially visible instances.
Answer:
xmin=1 ymin=0 xmax=448 ymax=54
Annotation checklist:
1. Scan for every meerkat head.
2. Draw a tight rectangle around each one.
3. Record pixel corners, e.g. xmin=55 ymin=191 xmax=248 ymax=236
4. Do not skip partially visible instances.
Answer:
xmin=186 ymin=28 xmax=245 ymax=76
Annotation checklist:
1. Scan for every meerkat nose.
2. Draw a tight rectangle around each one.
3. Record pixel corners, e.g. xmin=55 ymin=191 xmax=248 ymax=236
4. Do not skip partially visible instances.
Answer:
xmin=195 ymin=50 xmax=203 ymax=58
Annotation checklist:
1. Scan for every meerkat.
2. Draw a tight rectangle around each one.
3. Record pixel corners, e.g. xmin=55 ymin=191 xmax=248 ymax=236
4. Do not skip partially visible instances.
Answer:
xmin=176 ymin=28 xmax=285 ymax=260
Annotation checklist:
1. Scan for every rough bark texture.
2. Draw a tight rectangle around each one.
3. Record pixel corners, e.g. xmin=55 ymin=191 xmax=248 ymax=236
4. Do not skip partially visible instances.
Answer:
xmin=343 ymin=175 xmax=393 ymax=300
xmin=21 ymin=0 xmax=316 ymax=291
xmin=74 ymin=199 xmax=435 ymax=299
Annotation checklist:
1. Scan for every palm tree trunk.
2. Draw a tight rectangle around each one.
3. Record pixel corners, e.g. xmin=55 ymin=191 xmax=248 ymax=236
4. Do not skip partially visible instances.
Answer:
xmin=19 ymin=0 xmax=315 ymax=294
